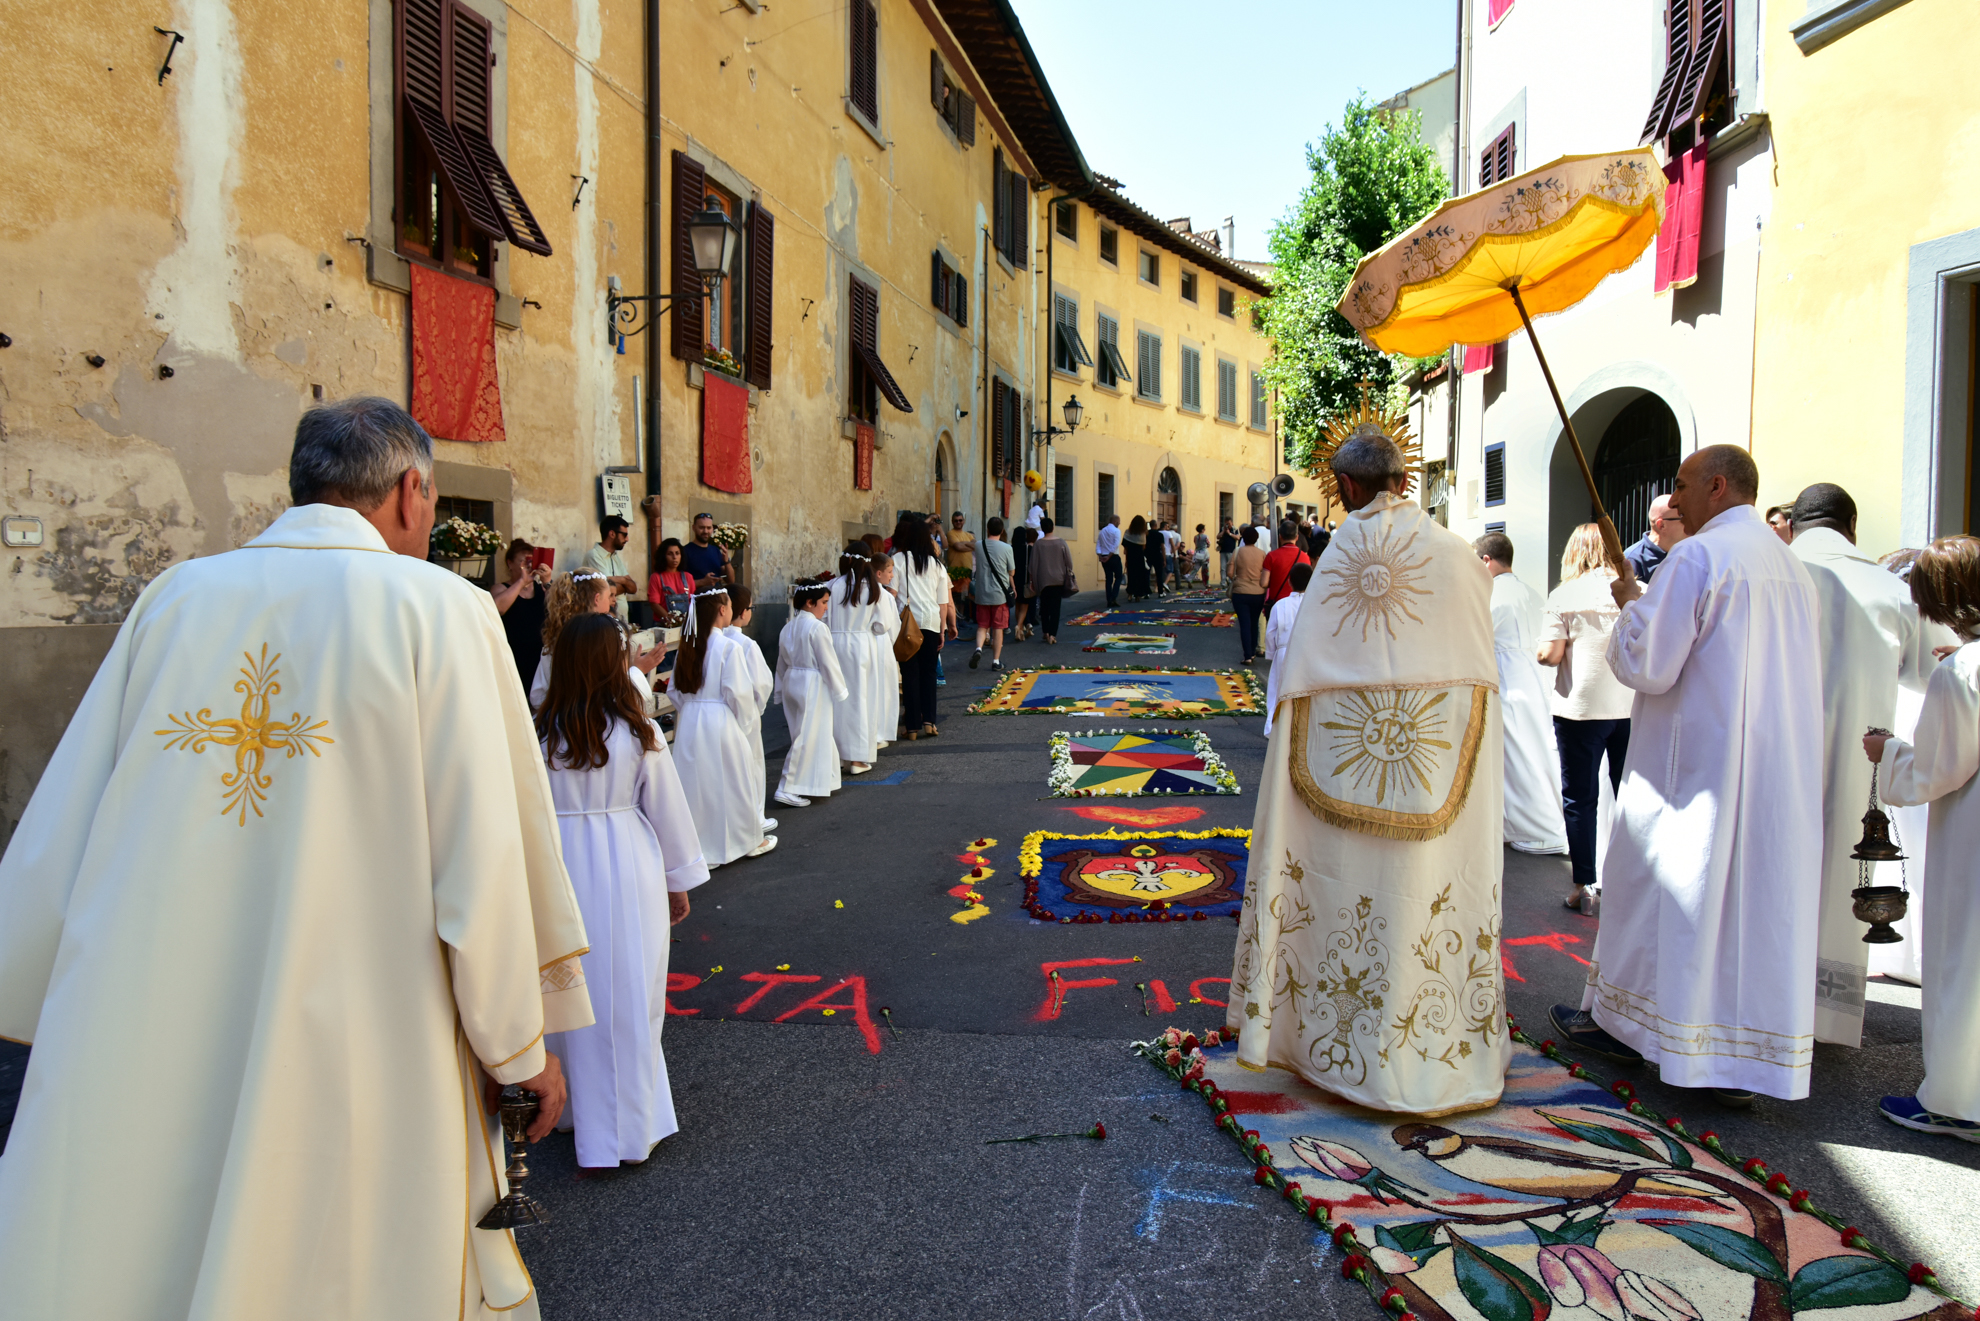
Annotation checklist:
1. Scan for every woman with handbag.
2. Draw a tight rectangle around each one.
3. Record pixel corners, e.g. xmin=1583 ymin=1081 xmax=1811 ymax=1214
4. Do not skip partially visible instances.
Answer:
xmin=1025 ymin=516 xmax=1076 ymax=645
xmin=827 ymin=544 xmax=898 ymax=774
xmin=1123 ymin=516 xmax=1151 ymax=602
xmin=890 ymin=516 xmax=953 ymax=739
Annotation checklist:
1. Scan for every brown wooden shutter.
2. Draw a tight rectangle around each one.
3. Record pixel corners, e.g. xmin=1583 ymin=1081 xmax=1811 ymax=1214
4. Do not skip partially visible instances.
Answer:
xmin=1641 ymin=0 xmax=1694 ymax=142
xmin=1674 ymin=0 xmax=1727 ymax=129
xmin=671 ymin=151 xmax=707 ymax=362
xmin=400 ymin=0 xmax=507 ymax=241
xmin=992 ymin=150 xmax=1008 ymax=261
xmin=990 ymin=379 xmax=1006 ymax=479
xmin=1007 ymin=169 xmax=1028 ymax=268
xmin=849 ymin=0 xmax=878 ymax=123
xmin=449 ymin=2 xmax=552 ymax=256
xmin=850 ymin=279 xmax=912 ymax=413
xmin=1008 ymin=390 xmax=1024 ymax=478
xmin=1478 ymin=124 xmax=1515 ymax=186
xmin=931 ymin=50 xmax=945 ymax=110
xmin=931 ymin=251 xmax=947 ymax=310
xmin=952 ymin=272 xmax=967 ymax=328
xmin=744 ymin=201 xmax=775 ymax=388
xmin=956 ymin=92 xmax=975 ymax=147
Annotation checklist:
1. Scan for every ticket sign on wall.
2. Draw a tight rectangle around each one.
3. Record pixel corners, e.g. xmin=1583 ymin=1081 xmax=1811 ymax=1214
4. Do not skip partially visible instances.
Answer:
xmin=600 ymin=473 xmax=634 ymax=523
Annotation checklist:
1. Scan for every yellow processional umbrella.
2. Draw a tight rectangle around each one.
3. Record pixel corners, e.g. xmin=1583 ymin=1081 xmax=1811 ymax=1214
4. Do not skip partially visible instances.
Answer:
xmin=1336 ymin=148 xmax=1664 ymax=572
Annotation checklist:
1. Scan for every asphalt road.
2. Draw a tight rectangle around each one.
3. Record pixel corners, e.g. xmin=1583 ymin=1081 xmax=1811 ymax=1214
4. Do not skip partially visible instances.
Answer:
xmin=1 ymin=579 xmax=1973 ymax=1319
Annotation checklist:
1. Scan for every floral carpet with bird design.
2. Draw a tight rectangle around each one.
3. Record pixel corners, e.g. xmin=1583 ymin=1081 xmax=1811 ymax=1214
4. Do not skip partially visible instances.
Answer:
xmin=967 ymin=666 xmax=1262 ymax=717
xmin=1135 ymin=1026 xmax=1969 ymax=1321
xmin=1019 ymin=827 xmax=1249 ymax=923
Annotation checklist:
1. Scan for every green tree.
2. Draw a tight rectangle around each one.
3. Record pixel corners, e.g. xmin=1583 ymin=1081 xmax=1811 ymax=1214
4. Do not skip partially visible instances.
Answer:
xmin=1257 ymin=95 xmax=1449 ymax=473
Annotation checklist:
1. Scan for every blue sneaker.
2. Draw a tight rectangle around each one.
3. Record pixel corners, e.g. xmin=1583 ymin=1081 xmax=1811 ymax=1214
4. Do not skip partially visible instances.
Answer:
xmin=1880 ymin=1095 xmax=1980 ymax=1143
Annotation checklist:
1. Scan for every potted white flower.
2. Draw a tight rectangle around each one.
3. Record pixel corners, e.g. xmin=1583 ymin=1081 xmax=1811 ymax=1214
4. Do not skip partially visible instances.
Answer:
xmin=429 ymin=516 xmax=504 ymax=580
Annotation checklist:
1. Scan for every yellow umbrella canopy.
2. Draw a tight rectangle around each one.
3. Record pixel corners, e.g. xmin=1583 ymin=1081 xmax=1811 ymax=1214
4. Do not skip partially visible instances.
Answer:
xmin=1338 ymin=149 xmax=1663 ymax=357
xmin=1335 ymin=148 xmax=1665 ymax=575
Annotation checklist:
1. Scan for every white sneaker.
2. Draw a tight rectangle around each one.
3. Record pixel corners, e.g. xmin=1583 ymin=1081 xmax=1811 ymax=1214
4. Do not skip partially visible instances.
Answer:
xmin=760 ymin=817 xmax=780 ymax=833
xmin=774 ymin=791 xmax=811 ymax=808
xmin=846 ymin=762 xmax=872 ymax=775
xmin=745 ymin=835 xmax=778 ymax=858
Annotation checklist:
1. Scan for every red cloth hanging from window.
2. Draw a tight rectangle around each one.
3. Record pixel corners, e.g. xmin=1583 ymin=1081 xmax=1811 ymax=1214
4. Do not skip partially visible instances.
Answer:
xmin=409 ymin=263 xmax=505 ymax=443
xmin=1488 ymin=0 xmax=1515 ymax=24
xmin=853 ymin=423 xmax=874 ymax=491
xmin=701 ymin=372 xmax=753 ymax=493
xmin=1655 ymin=143 xmax=1707 ymax=293
xmin=1462 ymin=342 xmax=1496 ymax=375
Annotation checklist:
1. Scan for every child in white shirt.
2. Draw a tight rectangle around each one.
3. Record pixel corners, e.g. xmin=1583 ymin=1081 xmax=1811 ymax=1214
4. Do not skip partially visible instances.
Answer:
xmin=774 ymin=579 xmax=851 ymax=807
xmin=1261 ymin=562 xmax=1310 ymax=740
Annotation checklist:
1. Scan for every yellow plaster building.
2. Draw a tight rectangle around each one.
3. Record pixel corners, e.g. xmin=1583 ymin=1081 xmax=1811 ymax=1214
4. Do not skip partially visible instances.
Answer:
xmin=1750 ymin=0 xmax=1980 ymax=549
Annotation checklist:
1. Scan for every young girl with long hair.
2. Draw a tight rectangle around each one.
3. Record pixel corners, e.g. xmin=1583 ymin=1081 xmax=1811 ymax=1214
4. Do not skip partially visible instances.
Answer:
xmin=871 ymin=551 xmax=903 ymax=744
xmin=890 ymin=515 xmax=951 ymax=739
xmin=774 ymin=577 xmax=850 ymax=807
xmin=536 ymin=613 xmax=708 ymax=1170
xmin=667 ymin=587 xmax=775 ymax=863
xmin=531 ymin=570 xmax=665 ymax=711
xmin=721 ymin=585 xmax=777 ymax=835
xmin=828 ymin=541 xmax=898 ymax=770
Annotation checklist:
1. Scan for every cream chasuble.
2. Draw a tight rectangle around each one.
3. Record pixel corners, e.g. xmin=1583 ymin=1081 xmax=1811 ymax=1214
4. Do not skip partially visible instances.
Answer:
xmin=0 ymin=504 xmax=592 ymax=1321
xmin=1789 ymin=527 xmax=1931 ymax=1046
xmin=1230 ymin=492 xmax=1510 ymax=1117
xmin=1583 ymin=504 xmax=1824 ymax=1099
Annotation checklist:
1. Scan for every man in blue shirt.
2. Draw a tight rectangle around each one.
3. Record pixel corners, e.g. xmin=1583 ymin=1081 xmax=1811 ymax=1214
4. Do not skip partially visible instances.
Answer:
xmin=1621 ymin=493 xmax=1685 ymax=585
xmin=679 ymin=511 xmax=732 ymax=585
xmin=1093 ymin=514 xmax=1123 ymax=607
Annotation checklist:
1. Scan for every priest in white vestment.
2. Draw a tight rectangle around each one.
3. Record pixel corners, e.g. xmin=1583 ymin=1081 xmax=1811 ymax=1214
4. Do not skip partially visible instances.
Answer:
xmin=1476 ymin=532 xmax=1567 ymax=854
xmin=1230 ymin=435 xmax=1509 ymax=1117
xmin=1867 ymin=536 xmax=1980 ymax=1138
xmin=1787 ymin=485 xmax=1931 ymax=1046
xmin=0 ymin=398 xmax=593 ymax=1319
xmin=1563 ymin=446 xmax=1824 ymax=1102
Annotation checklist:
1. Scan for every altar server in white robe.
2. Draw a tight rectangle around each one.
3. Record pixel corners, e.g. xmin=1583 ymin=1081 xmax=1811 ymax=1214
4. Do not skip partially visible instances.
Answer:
xmin=1870 ymin=549 xmax=1961 ymax=982
xmin=722 ymin=585 xmax=778 ymax=834
xmin=828 ymin=544 xmax=896 ymax=772
xmin=668 ymin=588 xmax=776 ymax=864
xmin=775 ymin=579 xmax=851 ymax=806
xmin=537 ymin=613 xmax=709 ymax=1168
xmin=1788 ymin=484 xmax=1932 ymax=1045
xmin=1477 ymin=531 xmax=1568 ymax=854
xmin=1558 ymin=446 xmax=1825 ymax=1103
xmin=1230 ymin=434 xmax=1509 ymax=1117
xmin=1259 ymin=562 xmax=1310 ymax=739
xmin=0 ymin=398 xmax=592 ymax=1320
xmin=1866 ymin=535 xmax=1980 ymax=1140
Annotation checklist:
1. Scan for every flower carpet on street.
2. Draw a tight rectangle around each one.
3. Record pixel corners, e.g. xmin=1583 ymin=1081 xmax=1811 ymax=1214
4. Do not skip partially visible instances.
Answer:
xmin=968 ymin=666 xmax=1262 ymax=717
xmin=1082 ymin=632 xmax=1178 ymax=654
xmin=1048 ymin=729 xmax=1239 ymax=797
xmin=1019 ymin=827 xmax=1249 ymax=922
xmin=1059 ymin=803 xmax=1207 ymax=826
xmin=1068 ymin=607 xmax=1234 ymax=628
xmin=1135 ymin=1023 xmax=1970 ymax=1321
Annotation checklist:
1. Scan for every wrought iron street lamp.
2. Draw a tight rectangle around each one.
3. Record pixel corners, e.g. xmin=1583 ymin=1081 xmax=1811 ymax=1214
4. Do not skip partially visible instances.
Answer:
xmin=607 ymin=197 xmax=742 ymax=340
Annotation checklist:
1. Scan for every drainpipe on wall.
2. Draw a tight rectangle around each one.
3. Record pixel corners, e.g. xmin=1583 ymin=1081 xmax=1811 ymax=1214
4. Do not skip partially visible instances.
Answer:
xmin=641 ymin=0 xmax=664 ymax=563
xmin=982 ymin=223 xmax=993 ymax=532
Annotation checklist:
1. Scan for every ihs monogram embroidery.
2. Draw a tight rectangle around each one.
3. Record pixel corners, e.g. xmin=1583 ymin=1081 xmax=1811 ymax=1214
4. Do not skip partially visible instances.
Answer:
xmin=1320 ymin=524 xmax=1433 ymax=640
xmin=156 ymin=645 xmax=333 ymax=825
xmin=1321 ymin=689 xmax=1455 ymax=804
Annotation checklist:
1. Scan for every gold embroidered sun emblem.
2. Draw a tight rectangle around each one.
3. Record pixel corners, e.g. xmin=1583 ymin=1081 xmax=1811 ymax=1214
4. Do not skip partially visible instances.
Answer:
xmin=1321 ymin=689 xmax=1454 ymax=804
xmin=1319 ymin=525 xmax=1434 ymax=640
xmin=156 ymin=645 xmax=334 ymax=825
xmin=1306 ymin=382 xmax=1424 ymax=507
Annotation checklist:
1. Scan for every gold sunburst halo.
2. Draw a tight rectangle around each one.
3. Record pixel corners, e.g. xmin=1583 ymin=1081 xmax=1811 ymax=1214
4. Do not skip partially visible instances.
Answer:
xmin=1305 ymin=383 xmax=1424 ymax=506
xmin=1321 ymin=688 xmax=1454 ymax=805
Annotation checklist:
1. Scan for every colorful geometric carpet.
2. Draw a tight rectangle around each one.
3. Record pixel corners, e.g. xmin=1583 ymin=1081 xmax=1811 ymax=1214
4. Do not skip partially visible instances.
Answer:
xmin=1020 ymin=827 xmax=1249 ymax=923
xmin=1135 ymin=1024 xmax=1969 ymax=1321
xmin=1082 ymin=632 xmax=1178 ymax=654
xmin=968 ymin=666 xmax=1262 ymax=718
xmin=1049 ymin=728 xmax=1238 ymax=797
xmin=1068 ymin=607 xmax=1234 ymax=628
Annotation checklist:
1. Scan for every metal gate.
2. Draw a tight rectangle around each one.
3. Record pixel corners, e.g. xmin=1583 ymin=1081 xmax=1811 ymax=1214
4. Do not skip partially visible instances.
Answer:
xmin=1155 ymin=466 xmax=1180 ymax=530
xmin=1592 ymin=393 xmax=1679 ymax=548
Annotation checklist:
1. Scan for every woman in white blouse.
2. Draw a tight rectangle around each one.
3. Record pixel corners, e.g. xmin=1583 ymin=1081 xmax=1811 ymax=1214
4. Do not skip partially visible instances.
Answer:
xmin=1538 ymin=523 xmax=1636 ymax=913
xmin=890 ymin=515 xmax=955 ymax=739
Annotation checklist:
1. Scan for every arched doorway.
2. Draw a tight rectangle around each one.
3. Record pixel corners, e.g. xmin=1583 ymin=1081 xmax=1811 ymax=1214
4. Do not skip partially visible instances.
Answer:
xmin=1547 ymin=388 xmax=1681 ymax=587
xmin=1593 ymin=394 xmax=1680 ymax=549
xmin=933 ymin=433 xmax=959 ymax=521
xmin=1155 ymin=466 xmax=1181 ymax=530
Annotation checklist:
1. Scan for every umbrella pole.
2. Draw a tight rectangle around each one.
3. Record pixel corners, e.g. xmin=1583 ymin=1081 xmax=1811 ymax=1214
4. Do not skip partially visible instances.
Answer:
xmin=1508 ymin=284 xmax=1631 ymax=578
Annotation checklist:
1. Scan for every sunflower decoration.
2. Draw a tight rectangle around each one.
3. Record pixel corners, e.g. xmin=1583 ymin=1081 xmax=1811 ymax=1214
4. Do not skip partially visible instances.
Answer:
xmin=1306 ymin=382 xmax=1423 ymax=506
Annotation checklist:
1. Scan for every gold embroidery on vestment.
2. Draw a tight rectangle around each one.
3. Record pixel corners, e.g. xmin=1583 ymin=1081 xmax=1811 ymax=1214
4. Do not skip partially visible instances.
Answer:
xmin=155 ymin=644 xmax=333 ymax=825
xmin=1288 ymin=686 xmax=1489 ymax=841
xmin=1318 ymin=524 xmax=1434 ymax=641
xmin=1389 ymin=884 xmax=1504 ymax=1068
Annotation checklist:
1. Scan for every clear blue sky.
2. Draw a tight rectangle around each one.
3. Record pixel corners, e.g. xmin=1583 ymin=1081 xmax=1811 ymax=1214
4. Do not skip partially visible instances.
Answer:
xmin=1005 ymin=0 xmax=1458 ymax=262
